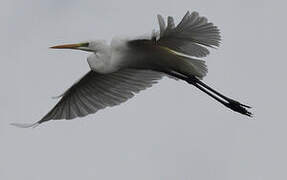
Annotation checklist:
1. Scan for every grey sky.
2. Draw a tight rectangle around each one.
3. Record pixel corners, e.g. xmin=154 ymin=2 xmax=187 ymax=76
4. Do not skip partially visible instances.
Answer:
xmin=1 ymin=0 xmax=286 ymax=179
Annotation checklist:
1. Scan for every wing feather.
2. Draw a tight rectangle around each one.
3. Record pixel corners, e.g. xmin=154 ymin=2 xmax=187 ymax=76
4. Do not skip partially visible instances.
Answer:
xmin=157 ymin=11 xmax=221 ymax=58
xmin=34 ymin=69 xmax=163 ymax=125
xmin=157 ymin=15 xmax=166 ymax=37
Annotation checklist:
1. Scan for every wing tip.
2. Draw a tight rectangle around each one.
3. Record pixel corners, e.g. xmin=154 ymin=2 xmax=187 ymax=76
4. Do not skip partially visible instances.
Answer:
xmin=10 ymin=122 xmax=40 ymax=128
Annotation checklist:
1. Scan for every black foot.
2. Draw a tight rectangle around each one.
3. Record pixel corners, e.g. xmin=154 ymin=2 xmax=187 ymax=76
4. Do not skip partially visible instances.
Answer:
xmin=225 ymin=99 xmax=252 ymax=117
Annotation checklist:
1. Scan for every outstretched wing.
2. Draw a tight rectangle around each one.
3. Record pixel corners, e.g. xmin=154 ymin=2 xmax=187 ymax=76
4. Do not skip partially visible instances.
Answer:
xmin=18 ymin=69 xmax=163 ymax=126
xmin=157 ymin=11 xmax=221 ymax=58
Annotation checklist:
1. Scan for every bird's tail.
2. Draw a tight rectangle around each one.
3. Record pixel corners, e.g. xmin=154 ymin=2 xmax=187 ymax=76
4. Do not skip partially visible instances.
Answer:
xmin=179 ymin=56 xmax=208 ymax=79
xmin=159 ymin=46 xmax=208 ymax=79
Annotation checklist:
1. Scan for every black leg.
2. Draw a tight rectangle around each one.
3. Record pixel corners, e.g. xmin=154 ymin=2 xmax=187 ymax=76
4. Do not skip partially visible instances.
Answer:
xmin=164 ymin=71 xmax=252 ymax=117
xmin=189 ymin=76 xmax=251 ymax=108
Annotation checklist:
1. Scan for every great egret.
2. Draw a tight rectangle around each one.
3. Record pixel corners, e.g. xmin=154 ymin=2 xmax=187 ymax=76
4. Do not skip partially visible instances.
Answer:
xmin=12 ymin=11 xmax=252 ymax=128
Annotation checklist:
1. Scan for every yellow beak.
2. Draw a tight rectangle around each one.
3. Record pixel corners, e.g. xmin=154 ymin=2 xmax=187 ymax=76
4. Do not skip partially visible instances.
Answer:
xmin=50 ymin=42 xmax=89 ymax=49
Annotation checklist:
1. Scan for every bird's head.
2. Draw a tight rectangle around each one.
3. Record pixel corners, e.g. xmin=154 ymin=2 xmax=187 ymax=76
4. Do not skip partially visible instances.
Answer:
xmin=51 ymin=40 xmax=113 ymax=73
xmin=50 ymin=40 xmax=108 ymax=53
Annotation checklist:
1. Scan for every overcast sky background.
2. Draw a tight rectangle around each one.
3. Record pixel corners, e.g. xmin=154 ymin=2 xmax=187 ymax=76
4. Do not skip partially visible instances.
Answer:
xmin=1 ymin=0 xmax=286 ymax=179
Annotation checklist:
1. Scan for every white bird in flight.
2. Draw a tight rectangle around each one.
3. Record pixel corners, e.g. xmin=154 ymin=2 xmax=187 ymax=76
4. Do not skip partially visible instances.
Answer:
xmin=13 ymin=11 xmax=252 ymax=128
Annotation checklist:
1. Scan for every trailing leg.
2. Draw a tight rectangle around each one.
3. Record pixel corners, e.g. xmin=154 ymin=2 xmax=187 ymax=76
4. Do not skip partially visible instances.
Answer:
xmin=164 ymin=71 xmax=252 ymax=117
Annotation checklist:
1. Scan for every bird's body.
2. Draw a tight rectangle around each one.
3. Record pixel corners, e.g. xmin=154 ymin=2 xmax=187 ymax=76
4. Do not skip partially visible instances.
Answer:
xmin=12 ymin=11 xmax=252 ymax=128
xmin=88 ymin=36 xmax=207 ymax=78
